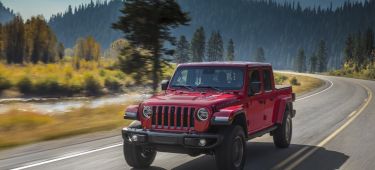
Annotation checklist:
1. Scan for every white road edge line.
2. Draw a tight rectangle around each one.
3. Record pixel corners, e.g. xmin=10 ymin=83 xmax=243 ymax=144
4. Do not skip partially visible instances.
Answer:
xmin=10 ymin=74 xmax=333 ymax=170
xmin=296 ymin=78 xmax=333 ymax=102
xmin=10 ymin=143 xmax=123 ymax=170
xmin=273 ymin=83 xmax=372 ymax=170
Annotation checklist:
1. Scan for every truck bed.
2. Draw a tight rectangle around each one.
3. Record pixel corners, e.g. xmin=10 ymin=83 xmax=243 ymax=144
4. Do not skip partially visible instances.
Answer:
xmin=275 ymin=85 xmax=291 ymax=90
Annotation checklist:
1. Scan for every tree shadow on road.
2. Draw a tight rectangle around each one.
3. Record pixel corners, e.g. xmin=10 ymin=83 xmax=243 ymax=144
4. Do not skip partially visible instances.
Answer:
xmin=131 ymin=166 xmax=167 ymax=170
xmin=171 ymin=142 xmax=349 ymax=170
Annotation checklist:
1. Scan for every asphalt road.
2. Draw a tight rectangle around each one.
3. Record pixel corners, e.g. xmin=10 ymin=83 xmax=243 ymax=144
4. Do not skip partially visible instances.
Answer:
xmin=1 ymin=73 xmax=374 ymax=170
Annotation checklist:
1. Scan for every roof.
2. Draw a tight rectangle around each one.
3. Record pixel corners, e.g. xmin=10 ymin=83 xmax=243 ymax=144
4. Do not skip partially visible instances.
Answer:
xmin=177 ymin=61 xmax=272 ymax=67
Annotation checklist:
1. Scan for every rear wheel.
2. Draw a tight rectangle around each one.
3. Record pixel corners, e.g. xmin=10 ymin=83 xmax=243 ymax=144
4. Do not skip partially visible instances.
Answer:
xmin=273 ymin=109 xmax=292 ymax=148
xmin=215 ymin=125 xmax=246 ymax=170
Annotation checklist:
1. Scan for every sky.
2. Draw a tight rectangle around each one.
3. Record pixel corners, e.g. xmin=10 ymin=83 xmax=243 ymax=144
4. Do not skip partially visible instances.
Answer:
xmin=1 ymin=0 xmax=94 ymax=20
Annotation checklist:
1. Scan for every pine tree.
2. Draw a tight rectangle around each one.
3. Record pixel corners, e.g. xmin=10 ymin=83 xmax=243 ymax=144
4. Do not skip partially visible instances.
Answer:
xmin=353 ymin=32 xmax=364 ymax=71
xmin=0 ymin=23 xmax=4 ymax=61
xmin=207 ymin=31 xmax=224 ymax=61
xmin=226 ymin=39 xmax=235 ymax=61
xmin=294 ymin=48 xmax=306 ymax=72
xmin=57 ymin=43 xmax=65 ymax=60
xmin=4 ymin=15 xmax=25 ymax=64
xmin=310 ymin=53 xmax=318 ymax=73
xmin=364 ymin=28 xmax=374 ymax=64
xmin=24 ymin=16 xmax=59 ymax=63
xmin=175 ymin=35 xmax=190 ymax=63
xmin=191 ymin=27 xmax=205 ymax=62
xmin=207 ymin=32 xmax=216 ymax=61
xmin=344 ymin=35 xmax=354 ymax=64
xmin=112 ymin=0 xmax=190 ymax=92
xmin=255 ymin=47 xmax=266 ymax=62
xmin=216 ymin=32 xmax=224 ymax=61
xmin=316 ymin=40 xmax=328 ymax=72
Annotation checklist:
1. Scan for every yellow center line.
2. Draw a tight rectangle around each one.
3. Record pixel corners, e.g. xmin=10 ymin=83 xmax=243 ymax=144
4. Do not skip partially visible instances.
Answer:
xmin=272 ymin=83 xmax=373 ymax=170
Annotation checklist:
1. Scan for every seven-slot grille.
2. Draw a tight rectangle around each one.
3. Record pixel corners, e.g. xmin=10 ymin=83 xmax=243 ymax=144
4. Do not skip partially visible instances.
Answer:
xmin=151 ymin=106 xmax=196 ymax=130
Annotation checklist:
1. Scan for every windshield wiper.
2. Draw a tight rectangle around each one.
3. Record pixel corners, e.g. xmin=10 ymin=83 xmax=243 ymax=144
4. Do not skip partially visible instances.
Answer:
xmin=171 ymin=85 xmax=194 ymax=91
xmin=196 ymin=85 xmax=223 ymax=92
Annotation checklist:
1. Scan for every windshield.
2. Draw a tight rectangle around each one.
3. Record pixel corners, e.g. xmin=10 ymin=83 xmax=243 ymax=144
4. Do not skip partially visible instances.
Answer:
xmin=170 ymin=67 xmax=244 ymax=91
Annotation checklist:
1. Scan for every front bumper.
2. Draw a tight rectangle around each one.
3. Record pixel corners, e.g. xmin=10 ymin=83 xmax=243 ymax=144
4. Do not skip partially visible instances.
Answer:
xmin=122 ymin=127 xmax=223 ymax=150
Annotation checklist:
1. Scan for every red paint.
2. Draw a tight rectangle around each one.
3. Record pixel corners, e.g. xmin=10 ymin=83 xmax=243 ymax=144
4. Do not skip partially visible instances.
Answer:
xmin=126 ymin=62 xmax=294 ymax=134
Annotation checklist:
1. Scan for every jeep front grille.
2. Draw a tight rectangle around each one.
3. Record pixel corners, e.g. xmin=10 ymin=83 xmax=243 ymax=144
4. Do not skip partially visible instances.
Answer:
xmin=151 ymin=106 xmax=195 ymax=130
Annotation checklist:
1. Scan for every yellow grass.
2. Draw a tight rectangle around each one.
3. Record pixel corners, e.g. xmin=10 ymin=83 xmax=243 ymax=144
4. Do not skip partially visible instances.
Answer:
xmin=275 ymin=73 xmax=324 ymax=95
xmin=0 ymin=103 xmax=133 ymax=149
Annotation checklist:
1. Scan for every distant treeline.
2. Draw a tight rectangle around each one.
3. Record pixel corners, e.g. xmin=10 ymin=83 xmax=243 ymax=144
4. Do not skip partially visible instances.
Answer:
xmin=0 ymin=15 xmax=64 ymax=64
xmin=174 ymin=27 xmax=236 ymax=63
xmin=329 ymin=28 xmax=375 ymax=80
xmin=0 ymin=15 xmax=104 ymax=67
xmin=175 ymin=0 xmax=375 ymax=70
xmin=49 ymin=0 xmax=123 ymax=48
xmin=46 ymin=0 xmax=375 ymax=70
xmin=343 ymin=29 xmax=375 ymax=71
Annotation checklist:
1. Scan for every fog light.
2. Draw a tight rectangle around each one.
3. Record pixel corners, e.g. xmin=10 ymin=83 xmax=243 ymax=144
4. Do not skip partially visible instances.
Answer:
xmin=198 ymin=139 xmax=207 ymax=146
xmin=131 ymin=134 xmax=138 ymax=142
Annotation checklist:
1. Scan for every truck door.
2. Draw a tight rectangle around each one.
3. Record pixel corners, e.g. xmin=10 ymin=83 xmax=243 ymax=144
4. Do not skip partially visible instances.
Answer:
xmin=247 ymin=69 xmax=265 ymax=132
xmin=262 ymin=68 xmax=275 ymax=127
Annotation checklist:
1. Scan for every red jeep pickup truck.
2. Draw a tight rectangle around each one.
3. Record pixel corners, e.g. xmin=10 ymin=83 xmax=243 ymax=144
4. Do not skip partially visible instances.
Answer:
xmin=122 ymin=62 xmax=296 ymax=170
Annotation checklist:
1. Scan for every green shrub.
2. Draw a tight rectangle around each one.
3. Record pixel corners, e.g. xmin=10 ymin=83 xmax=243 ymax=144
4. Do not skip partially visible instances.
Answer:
xmin=34 ymin=78 xmax=61 ymax=95
xmin=274 ymin=74 xmax=288 ymax=85
xmin=362 ymin=65 xmax=375 ymax=80
xmin=62 ymin=82 xmax=83 ymax=95
xmin=99 ymin=69 xmax=106 ymax=77
xmin=290 ymin=77 xmax=301 ymax=86
xmin=84 ymin=74 xmax=102 ymax=95
xmin=105 ymin=77 xmax=122 ymax=91
xmin=17 ymin=77 xmax=33 ymax=94
xmin=114 ymin=71 xmax=126 ymax=79
xmin=0 ymin=75 xmax=11 ymax=91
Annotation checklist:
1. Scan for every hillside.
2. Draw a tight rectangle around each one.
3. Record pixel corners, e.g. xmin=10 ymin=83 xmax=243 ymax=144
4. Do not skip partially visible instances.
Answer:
xmin=48 ymin=0 xmax=375 ymax=69
xmin=48 ymin=0 xmax=123 ymax=48
xmin=0 ymin=2 xmax=14 ymax=24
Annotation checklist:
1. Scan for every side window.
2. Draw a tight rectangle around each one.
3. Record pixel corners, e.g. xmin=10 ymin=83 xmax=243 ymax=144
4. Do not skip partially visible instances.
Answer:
xmin=263 ymin=69 xmax=272 ymax=91
xmin=248 ymin=70 xmax=261 ymax=96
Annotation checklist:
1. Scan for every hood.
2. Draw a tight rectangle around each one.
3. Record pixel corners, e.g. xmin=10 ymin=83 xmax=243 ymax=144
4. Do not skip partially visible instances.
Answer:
xmin=143 ymin=91 xmax=242 ymax=108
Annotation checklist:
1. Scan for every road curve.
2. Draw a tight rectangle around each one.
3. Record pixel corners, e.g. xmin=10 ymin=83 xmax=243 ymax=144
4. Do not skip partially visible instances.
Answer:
xmin=0 ymin=74 xmax=374 ymax=170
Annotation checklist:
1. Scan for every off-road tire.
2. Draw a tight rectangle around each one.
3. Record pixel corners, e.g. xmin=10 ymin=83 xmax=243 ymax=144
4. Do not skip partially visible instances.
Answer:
xmin=123 ymin=142 xmax=156 ymax=169
xmin=123 ymin=121 xmax=156 ymax=169
xmin=215 ymin=125 xmax=246 ymax=170
xmin=273 ymin=109 xmax=292 ymax=148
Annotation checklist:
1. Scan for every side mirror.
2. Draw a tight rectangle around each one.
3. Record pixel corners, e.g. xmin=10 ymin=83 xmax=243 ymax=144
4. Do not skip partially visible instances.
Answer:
xmin=248 ymin=82 xmax=261 ymax=96
xmin=161 ymin=80 xmax=169 ymax=90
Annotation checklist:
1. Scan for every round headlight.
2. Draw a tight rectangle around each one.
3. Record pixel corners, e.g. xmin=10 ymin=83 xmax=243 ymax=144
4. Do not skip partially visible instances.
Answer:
xmin=143 ymin=106 xmax=152 ymax=118
xmin=197 ymin=108 xmax=209 ymax=121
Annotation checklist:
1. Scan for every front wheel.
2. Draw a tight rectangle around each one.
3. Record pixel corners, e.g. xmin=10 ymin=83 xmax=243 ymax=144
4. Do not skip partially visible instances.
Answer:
xmin=215 ymin=125 xmax=246 ymax=170
xmin=273 ymin=109 xmax=292 ymax=148
xmin=123 ymin=142 xmax=156 ymax=169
